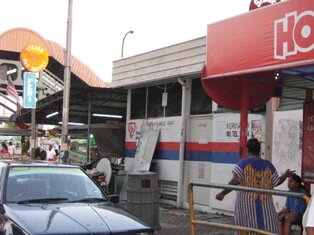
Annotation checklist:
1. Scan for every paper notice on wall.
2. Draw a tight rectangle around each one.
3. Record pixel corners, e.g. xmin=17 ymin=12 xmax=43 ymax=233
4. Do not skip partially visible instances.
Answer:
xmin=213 ymin=113 xmax=241 ymax=142
xmin=198 ymin=134 xmax=208 ymax=144
xmin=213 ymin=113 xmax=264 ymax=142
xmin=198 ymin=162 xmax=205 ymax=179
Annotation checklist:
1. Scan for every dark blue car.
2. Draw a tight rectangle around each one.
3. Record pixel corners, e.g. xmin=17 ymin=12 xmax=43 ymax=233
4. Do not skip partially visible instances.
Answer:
xmin=0 ymin=160 xmax=154 ymax=235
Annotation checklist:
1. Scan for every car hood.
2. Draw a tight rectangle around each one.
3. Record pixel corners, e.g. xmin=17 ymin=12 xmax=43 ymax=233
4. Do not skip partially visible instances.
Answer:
xmin=4 ymin=202 xmax=153 ymax=234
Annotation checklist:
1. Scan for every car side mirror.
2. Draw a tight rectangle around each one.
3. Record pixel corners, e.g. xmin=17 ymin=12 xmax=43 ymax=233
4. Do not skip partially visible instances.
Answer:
xmin=108 ymin=194 xmax=120 ymax=203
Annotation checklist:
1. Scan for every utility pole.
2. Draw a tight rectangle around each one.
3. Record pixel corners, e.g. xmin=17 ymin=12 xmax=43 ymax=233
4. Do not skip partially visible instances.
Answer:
xmin=61 ymin=0 xmax=73 ymax=159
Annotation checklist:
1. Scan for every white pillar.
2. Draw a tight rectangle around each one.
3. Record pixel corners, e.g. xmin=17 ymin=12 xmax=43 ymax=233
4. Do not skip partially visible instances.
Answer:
xmin=265 ymin=97 xmax=279 ymax=161
xmin=177 ymin=78 xmax=189 ymax=208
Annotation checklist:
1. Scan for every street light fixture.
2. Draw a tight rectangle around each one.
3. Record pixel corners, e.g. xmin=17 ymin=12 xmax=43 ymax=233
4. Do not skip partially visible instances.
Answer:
xmin=121 ymin=30 xmax=134 ymax=58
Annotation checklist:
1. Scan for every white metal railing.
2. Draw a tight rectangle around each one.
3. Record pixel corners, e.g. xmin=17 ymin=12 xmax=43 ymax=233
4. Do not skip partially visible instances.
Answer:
xmin=188 ymin=182 xmax=309 ymax=235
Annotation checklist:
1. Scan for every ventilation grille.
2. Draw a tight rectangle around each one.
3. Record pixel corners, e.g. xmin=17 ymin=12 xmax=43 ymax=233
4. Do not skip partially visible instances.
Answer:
xmin=158 ymin=180 xmax=177 ymax=201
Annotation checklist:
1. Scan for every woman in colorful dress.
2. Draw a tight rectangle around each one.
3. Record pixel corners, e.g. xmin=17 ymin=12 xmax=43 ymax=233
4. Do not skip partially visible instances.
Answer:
xmin=216 ymin=138 xmax=295 ymax=234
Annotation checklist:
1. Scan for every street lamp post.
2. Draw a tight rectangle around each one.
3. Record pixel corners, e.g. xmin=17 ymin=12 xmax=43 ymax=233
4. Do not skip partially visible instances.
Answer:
xmin=121 ymin=30 xmax=134 ymax=58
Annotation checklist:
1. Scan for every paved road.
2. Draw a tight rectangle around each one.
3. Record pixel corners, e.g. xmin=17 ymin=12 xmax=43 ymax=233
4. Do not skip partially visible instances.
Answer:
xmin=156 ymin=203 xmax=234 ymax=235
xmin=155 ymin=203 xmax=302 ymax=235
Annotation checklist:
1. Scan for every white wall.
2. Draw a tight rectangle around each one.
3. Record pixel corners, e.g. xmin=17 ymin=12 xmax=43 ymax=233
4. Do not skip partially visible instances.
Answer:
xmin=112 ymin=37 xmax=206 ymax=88
xmin=183 ymin=115 xmax=213 ymax=208
xmin=272 ymin=109 xmax=303 ymax=211
xmin=182 ymin=113 xmax=264 ymax=212
xmin=210 ymin=163 xmax=236 ymax=213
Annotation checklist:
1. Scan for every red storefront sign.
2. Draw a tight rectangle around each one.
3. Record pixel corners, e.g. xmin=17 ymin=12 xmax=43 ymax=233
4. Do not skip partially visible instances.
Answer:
xmin=202 ymin=0 xmax=314 ymax=110
xmin=204 ymin=0 xmax=314 ymax=80
xmin=202 ymin=0 xmax=314 ymax=160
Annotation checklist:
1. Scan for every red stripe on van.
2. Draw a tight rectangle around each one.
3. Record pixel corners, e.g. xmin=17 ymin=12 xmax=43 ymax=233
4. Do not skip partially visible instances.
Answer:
xmin=125 ymin=141 xmax=239 ymax=152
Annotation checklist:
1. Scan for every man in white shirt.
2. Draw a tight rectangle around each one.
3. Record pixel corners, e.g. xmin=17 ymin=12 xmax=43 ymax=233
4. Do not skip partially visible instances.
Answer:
xmin=46 ymin=144 xmax=56 ymax=161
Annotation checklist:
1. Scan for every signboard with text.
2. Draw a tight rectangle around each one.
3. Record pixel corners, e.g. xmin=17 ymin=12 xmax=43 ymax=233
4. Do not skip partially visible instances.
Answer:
xmin=23 ymin=72 xmax=37 ymax=109
xmin=204 ymin=0 xmax=314 ymax=78
xmin=212 ymin=113 xmax=264 ymax=143
xmin=20 ymin=44 xmax=49 ymax=72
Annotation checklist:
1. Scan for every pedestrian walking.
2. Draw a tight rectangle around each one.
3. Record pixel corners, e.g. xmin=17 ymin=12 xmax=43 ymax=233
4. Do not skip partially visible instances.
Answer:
xmin=8 ymin=141 xmax=15 ymax=158
xmin=216 ymin=138 xmax=295 ymax=234
xmin=1 ymin=142 xmax=8 ymax=158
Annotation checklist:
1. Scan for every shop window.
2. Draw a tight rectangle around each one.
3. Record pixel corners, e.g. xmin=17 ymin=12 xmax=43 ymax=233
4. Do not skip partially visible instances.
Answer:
xmin=131 ymin=87 xmax=146 ymax=119
xmin=165 ymin=82 xmax=181 ymax=117
xmin=131 ymin=82 xmax=182 ymax=119
xmin=147 ymin=83 xmax=182 ymax=118
xmin=147 ymin=86 xmax=164 ymax=118
xmin=190 ymin=78 xmax=212 ymax=115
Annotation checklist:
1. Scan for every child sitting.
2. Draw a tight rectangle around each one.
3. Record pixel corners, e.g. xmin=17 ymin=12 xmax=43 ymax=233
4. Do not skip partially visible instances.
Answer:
xmin=278 ymin=174 xmax=309 ymax=235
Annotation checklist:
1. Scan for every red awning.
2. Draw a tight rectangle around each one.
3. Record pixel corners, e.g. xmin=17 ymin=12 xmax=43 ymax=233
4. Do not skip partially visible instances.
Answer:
xmin=202 ymin=0 xmax=314 ymax=110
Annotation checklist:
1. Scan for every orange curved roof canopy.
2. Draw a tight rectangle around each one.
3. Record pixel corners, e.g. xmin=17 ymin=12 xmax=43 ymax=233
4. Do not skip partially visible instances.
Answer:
xmin=0 ymin=27 xmax=111 ymax=88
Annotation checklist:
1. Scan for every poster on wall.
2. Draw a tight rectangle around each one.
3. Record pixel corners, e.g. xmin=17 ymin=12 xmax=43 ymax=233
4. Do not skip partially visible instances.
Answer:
xmin=273 ymin=110 xmax=303 ymax=177
xmin=272 ymin=109 xmax=303 ymax=211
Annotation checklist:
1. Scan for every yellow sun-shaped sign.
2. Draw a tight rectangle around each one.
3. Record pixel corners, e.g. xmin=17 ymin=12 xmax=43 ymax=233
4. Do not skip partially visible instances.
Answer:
xmin=20 ymin=44 xmax=49 ymax=72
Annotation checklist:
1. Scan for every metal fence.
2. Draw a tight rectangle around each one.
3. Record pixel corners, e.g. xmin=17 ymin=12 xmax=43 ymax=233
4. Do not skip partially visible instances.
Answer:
xmin=188 ymin=182 xmax=309 ymax=235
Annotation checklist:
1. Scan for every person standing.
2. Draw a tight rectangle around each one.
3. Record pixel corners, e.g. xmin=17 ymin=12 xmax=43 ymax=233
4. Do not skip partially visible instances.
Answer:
xmin=35 ymin=147 xmax=41 ymax=160
xmin=216 ymin=138 xmax=295 ymax=234
xmin=40 ymin=149 xmax=47 ymax=161
xmin=46 ymin=144 xmax=56 ymax=161
xmin=7 ymin=141 xmax=15 ymax=158
xmin=1 ymin=142 xmax=8 ymax=158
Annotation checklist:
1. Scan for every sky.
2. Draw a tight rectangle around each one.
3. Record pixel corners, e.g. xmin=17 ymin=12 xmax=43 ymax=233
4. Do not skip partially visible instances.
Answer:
xmin=0 ymin=0 xmax=252 ymax=82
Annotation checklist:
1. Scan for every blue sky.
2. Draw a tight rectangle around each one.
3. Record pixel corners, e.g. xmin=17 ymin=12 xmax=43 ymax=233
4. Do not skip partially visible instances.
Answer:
xmin=0 ymin=0 xmax=251 ymax=82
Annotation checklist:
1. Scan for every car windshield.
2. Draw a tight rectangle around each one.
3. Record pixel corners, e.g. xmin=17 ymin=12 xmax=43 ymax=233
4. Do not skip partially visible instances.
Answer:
xmin=5 ymin=166 xmax=107 ymax=203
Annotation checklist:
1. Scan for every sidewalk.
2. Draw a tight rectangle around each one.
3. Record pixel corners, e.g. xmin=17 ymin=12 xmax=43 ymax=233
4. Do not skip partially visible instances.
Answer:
xmin=156 ymin=203 xmax=234 ymax=235
xmin=155 ymin=203 xmax=303 ymax=235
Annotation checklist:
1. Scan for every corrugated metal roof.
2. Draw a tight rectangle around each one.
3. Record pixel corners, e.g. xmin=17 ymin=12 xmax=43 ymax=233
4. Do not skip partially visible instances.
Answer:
xmin=0 ymin=27 xmax=111 ymax=88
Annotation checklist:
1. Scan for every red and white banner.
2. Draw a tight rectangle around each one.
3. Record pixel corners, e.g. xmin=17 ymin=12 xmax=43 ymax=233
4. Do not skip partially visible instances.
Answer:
xmin=203 ymin=0 xmax=314 ymax=79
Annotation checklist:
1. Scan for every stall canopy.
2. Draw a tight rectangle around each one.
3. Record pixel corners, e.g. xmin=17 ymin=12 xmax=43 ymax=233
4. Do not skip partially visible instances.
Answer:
xmin=0 ymin=28 xmax=127 ymax=126
xmin=202 ymin=0 xmax=314 ymax=110
xmin=201 ymin=0 xmax=314 ymax=161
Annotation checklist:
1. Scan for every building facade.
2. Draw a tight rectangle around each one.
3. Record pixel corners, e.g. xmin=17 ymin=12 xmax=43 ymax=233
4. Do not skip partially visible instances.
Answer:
xmin=112 ymin=36 xmax=311 ymax=212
